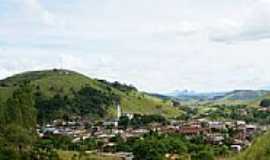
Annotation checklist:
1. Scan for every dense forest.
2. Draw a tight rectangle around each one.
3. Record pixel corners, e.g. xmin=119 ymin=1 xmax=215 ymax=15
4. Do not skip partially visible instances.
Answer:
xmin=35 ymin=86 xmax=120 ymax=123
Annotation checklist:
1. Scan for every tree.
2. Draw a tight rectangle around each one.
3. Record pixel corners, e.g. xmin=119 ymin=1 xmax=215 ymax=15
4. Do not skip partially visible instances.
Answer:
xmin=4 ymin=124 xmax=34 ymax=151
xmin=260 ymin=99 xmax=270 ymax=108
xmin=75 ymin=86 xmax=117 ymax=117
xmin=192 ymin=150 xmax=214 ymax=160
xmin=132 ymin=134 xmax=189 ymax=160
xmin=118 ymin=116 xmax=130 ymax=130
xmin=0 ymin=84 xmax=37 ymax=159
xmin=0 ymin=147 xmax=19 ymax=160
xmin=172 ymin=100 xmax=181 ymax=107
xmin=5 ymin=84 xmax=36 ymax=129
xmin=133 ymin=139 xmax=165 ymax=160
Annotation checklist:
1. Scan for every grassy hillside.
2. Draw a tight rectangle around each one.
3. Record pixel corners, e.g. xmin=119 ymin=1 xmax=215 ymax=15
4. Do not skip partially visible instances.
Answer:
xmin=0 ymin=69 xmax=181 ymax=119
xmin=230 ymin=131 xmax=270 ymax=160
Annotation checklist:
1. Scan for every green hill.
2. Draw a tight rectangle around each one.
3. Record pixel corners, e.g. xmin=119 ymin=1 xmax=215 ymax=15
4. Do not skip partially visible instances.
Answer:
xmin=0 ymin=69 xmax=181 ymax=122
xmin=230 ymin=131 xmax=270 ymax=160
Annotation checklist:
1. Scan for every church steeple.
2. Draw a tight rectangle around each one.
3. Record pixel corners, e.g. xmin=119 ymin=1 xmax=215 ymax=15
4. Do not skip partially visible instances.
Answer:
xmin=117 ymin=103 xmax=122 ymax=120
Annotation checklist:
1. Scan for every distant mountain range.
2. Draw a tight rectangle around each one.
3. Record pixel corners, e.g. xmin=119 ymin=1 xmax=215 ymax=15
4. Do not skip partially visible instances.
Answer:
xmin=165 ymin=89 xmax=270 ymax=102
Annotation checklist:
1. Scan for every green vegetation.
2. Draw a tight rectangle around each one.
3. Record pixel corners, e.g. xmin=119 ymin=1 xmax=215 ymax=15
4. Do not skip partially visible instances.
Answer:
xmin=0 ymin=69 xmax=181 ymax=121
xmin=35 ymin=86 xmax=119 ymax=123
xmin=0 ymin=84 xmax=39 ymax=159
xmin=0 ymin=69 xmax=182 ymax=159
xmin=115 ymin=132 xmax=226 ymax=160
xmin=259 ymin=99 xmax=270 ymax=108
xmin=176 ymin=103 xmax=270 ymax=126
xmin=34 ymin=134 xmax=101 ymax=152
xmin=230 ymin=131 xmax=270 ymax=160
xmin=118 ymin=114 xmax=167 ymax=129
xmin=2 ymin=69 xmax=270 ymax=160
xmin=57 ymin=151 xmax=121 ymax=160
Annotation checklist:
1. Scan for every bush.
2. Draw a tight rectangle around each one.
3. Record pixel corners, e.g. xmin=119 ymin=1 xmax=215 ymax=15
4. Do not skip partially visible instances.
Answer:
xmin=260 ymin=99 xmax=270 ymax=108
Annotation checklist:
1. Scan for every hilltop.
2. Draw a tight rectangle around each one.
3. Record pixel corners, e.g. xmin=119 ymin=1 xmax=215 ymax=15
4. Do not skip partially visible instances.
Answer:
xmin=0 ymin=69 xmax=181 ymax=121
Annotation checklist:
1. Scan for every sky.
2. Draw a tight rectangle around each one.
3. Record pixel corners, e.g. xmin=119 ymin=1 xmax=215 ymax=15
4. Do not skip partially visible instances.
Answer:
xmin=1 ymin=0 xmax=270 ymax=93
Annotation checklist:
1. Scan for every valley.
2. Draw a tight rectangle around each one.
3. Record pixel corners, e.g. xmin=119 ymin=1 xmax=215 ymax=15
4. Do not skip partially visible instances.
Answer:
xmin=1 ymin=69 xmax=270 ymax=160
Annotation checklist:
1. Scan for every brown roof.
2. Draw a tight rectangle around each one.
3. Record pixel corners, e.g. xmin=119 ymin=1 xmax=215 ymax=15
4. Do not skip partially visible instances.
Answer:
xmin=178 ymin=127 xmax=204 ymax=134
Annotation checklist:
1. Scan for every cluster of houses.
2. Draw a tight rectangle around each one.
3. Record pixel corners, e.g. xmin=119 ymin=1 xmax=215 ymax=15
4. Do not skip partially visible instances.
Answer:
xmin=164 ymin=119 xmax=260 ymax=152
xmin=37 ymin=117 xmax=266 ymax=152
xmin=36 ymin=105 xmax=269 ymax=159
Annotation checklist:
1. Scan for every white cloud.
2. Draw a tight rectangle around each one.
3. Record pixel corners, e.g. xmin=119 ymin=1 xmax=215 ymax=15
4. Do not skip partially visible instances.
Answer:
xmin=16 ymin=0 xmax=56 ymax=26
xmin=209 ymin=0 xmax=270 ymax=43
xmin=1 ymin=0 xmax=270 ymax=92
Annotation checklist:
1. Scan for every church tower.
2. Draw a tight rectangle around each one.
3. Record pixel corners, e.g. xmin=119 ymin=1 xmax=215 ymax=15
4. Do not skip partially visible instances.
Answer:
xmin=117 ymin=104 xmax=122 ymax=120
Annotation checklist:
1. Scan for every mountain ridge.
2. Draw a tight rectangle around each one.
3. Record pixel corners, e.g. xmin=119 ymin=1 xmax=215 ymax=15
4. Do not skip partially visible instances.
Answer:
xmin=165 ymin=89 xmax=270 ymax=102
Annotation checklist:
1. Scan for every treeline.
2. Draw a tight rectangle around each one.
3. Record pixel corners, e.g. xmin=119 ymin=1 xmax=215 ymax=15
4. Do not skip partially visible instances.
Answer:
xmin=118 ymin=114 xmax=167 ymax=129
xmin=97 ymin=79 xmax=137 ymax=92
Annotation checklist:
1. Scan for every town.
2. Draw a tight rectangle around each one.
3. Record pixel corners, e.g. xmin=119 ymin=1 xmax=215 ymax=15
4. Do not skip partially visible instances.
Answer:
xmin=38 ymin=104 xmax=269 ymax=160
